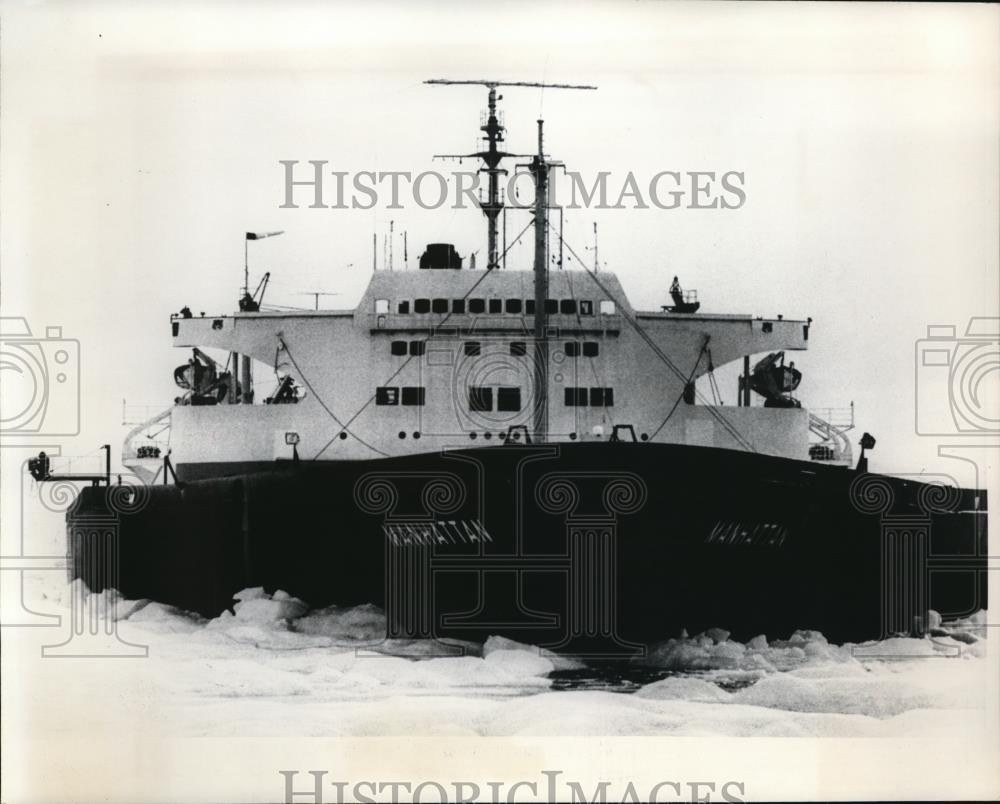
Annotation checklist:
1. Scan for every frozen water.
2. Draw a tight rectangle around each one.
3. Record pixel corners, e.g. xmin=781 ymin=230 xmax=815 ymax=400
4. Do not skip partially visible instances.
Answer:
xmin=10 ymin=531 xmax=993 ymax=739
xmin=36 ymin=586 xmax=993 ymax=736
xmin=634 ymin=676 xmax=733 ymax=703
xmin=293 ymin=602 xmax=387 ymax=643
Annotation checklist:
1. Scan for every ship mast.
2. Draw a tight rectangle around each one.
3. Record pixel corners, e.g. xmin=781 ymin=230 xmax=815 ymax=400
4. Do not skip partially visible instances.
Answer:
xmin=530 ymin=119 xmax=557 ymax=442
xmin=425 ymin=79 xmax=595 ymax=271
xmin=480 ymin=85 xmax=503 ymax=270
xmin=426 ymin=79 xmax=595 ymax=443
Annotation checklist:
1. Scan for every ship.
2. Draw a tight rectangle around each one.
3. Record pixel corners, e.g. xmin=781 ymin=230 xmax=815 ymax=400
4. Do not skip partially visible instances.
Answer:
xmin=41 ymin=80 xmax=987 ymax=656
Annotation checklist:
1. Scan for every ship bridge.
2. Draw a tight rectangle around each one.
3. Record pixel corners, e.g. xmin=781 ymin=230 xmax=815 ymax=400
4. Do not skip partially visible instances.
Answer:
xmin=161 ymin=266 xmax=813 ymax=473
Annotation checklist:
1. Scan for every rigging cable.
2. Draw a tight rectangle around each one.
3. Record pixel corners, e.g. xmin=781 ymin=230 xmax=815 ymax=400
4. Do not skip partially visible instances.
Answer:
xmin=548 ymin=221 xmax=756 ymax=452
xmin=649 ymin=337 xmax=709 ymax=440
xmin=277 ymin=336 xmax=389 ymax=457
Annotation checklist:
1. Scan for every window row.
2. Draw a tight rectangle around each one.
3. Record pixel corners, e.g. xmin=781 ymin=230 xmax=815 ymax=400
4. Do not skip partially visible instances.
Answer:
xmin=564 ymin=387 xmax=614 ymax=407
xmin=380 ymin=298 xmax=616 ymax=316
xmin=375 ymin=386 xmax=426 ymax=406
xmin=374 ymin=384 xmax=613 ymax=409
xmin=388 ymin=340 xmax=599 ymax=358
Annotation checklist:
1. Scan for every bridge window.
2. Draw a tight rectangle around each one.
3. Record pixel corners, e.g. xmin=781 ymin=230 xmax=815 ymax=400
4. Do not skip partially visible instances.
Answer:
xmin=390 ymin=340 xmax=407 ymax=356
xmin=599 ymin=300 xmax=615 ymax=315
xmin=414 ymin=298 xmax=430 ymax=314
xmin=525 ymin=299 xmax=535 ymax=314
xmin=590 ymin=387 xmax=614 ymax=406
xmin=545 ymin=299 xmax=558 ymax=314
xmin=579 ymin=300 xmax=594 ymax=315
xmin=583 ymin=342 xmax=599 ymax=357
xmin=464 ymin=341 xmax=480 ymax=356
xmin=402 ymin=387 xmax=426 ymax=406
xmin=560 ymin=299 xmax=577 ymax=315
xmin=376 ymin=387 xmax=399 ymax=405
xmin=452 ymin=299 xmax=466 ymax=314
xmin=488 ymin=298 xmax=502 ymax=314
xmin=506 ymin=299 xmax=523 ymax=314
xmin=432 ymin=298 xmax=448 ymax=314
xmin=497 ymin=387 xmax=521 ymax=412
xmin=564 ymin=387 xmax=613 ymax=406
xmin=565 ymin=341 xmax=580 ymax=357
xmin=469 ymin=386 xmax=493 ymax=412
xmin=469 ymin=298 xmax=485 ymax=314
xmin=762 ymin=321 xmax=773 ymax=333
xmin=397 ymin=301 xmax=410 ymax=314
xmin=510 ymin=341 xmax=526 ymax=357
xmin=375 ymin=299 xmax=389 ymax=314
xmin=409 ymin=341 xmax=426 ymax=356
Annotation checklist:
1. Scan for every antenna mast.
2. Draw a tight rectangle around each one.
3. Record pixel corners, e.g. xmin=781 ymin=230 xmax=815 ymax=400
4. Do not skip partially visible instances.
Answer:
xmin=425 ymin=79 xmax=595 ymax=270
xmin=529 ymin=119 xmax=556 ymax=442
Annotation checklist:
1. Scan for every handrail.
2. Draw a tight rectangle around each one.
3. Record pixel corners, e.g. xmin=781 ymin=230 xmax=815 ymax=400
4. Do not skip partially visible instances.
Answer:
xmin=808 ymin=404 xmax=854 ymax=431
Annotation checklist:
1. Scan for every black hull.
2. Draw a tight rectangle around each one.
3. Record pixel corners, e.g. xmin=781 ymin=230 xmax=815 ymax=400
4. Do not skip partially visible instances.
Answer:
xmin=68 ymin=443 xmax=988 ymax=655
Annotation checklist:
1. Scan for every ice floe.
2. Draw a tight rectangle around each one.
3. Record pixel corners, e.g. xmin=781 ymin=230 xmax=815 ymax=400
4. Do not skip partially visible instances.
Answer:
xmin=14 ymin=580 xmax=993 ymax=738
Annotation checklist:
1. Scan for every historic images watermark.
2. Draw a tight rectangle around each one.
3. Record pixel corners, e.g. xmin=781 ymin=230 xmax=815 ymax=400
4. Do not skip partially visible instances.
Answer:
xmin=279 ymin=770 xmax=747 ymax=803
xmin=908 ymin=317 xmax=998 ymax=647
xmin=0 ymin=317 xmax=80 ymax=438
xmin=0 ymin=316 xmax=81 ymax=638
xmin=278 ymin=163 xmax=747 ymax=211
xmin=844 ymin=316 xmax=998 ymax=656
xmin=914 ymin=317 xmax=999 ymax=437
xmin=348 ymin=325 xmax=651 ymax=659
xmin=0 ymin=315 xmax=149 ymax=656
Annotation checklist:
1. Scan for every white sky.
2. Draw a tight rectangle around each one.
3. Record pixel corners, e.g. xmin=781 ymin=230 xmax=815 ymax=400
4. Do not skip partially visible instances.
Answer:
xmin=1 ymin=1 xmax=997 ymax=486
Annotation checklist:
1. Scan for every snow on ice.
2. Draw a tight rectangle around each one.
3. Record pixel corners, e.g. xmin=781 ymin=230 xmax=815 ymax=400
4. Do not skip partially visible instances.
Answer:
xmin=15 ymin=579 xmax=991 ymax=739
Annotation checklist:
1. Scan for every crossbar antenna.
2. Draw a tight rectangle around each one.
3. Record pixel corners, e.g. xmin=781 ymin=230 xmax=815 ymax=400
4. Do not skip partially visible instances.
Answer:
xmin=296 ymin=291 xmax=341 ymax=311
xmin=425 ymin=79 xmax=596 ymax=270
xmin=426 ymin=79 xmax=597 ymax=90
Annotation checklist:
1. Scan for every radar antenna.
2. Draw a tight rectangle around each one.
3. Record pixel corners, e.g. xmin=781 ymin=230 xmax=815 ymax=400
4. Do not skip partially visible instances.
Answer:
xmin=425 ymin=79 xmax=596 ymax=270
